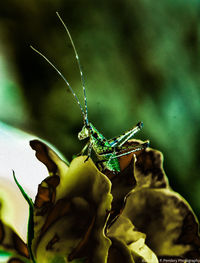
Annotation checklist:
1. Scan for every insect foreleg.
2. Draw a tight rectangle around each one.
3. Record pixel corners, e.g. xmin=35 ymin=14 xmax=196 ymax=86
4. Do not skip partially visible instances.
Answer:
xmin=87 ymin=142 xmax=92 ymax=156
xmin=79 ymin=141 xmax=90 ymax=155
xmin=84 ymin=142 xmax=92 ymax=162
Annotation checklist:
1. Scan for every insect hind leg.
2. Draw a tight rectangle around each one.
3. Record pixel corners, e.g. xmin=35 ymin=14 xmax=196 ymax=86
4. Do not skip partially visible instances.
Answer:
xmin=108 ymin=121 xmax=143 ymax=148
xmin=111 ymin=141 xmax=149 ymax=159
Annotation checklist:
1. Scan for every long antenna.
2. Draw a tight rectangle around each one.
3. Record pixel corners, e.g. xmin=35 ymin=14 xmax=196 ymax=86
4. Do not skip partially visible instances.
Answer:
xmin=56 ymin=12 xmax=89 ymax=125
xmin=30 ymin=45 xmax=86 ymax=120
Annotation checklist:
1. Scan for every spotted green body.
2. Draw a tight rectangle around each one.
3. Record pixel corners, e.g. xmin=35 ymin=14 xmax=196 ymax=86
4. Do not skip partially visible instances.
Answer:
xmin=31 ymin=13 xmax=149 ymax=173
xmin=78 ymin=122 xmax=148 ymax=173
xmin=80 ymin=123 xmax=121 ymax=172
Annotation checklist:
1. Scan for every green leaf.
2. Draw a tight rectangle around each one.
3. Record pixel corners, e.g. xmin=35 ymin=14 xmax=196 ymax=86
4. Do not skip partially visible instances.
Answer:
xmin=30 ymin=140 xmax=112 ymax=263
xmin=12 ymin=172 xmax=35 ymax=263
xmin=107 ymin=216 xmax=158 ymax=263
xmin=122 ymin=188 xmax=200 ymax=258
xmin=50 ymin=255 xmax=66 ymax=263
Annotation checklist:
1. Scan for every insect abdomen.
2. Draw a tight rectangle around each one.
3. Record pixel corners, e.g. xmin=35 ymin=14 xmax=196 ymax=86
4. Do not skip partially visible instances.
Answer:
xmin=106 ymin=156 xmax=121 ymax=172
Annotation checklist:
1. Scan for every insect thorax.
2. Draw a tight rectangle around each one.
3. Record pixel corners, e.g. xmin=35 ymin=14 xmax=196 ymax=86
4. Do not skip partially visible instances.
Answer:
xmin=89 ymin=124 xmax=112 ymax=153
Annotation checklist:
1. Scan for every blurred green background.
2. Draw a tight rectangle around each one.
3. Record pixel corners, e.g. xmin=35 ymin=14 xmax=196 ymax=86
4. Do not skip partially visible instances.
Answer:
xmin=0 ymin=1 xmax=199 ymax=218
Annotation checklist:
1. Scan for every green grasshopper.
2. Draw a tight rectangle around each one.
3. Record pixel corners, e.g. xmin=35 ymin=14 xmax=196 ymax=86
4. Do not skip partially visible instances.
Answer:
xmin=31 ymin=12 xmax=149 ymax=173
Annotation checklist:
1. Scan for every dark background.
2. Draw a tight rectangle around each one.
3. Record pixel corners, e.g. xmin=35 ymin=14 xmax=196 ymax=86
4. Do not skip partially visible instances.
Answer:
xmin=0 ymin=1 xmax=199 ymax=219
